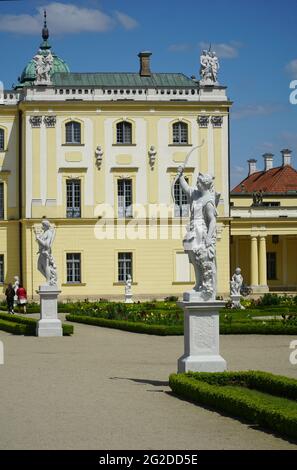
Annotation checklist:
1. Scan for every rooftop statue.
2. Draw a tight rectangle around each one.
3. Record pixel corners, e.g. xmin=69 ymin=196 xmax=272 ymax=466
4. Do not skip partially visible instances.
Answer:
xmin=200 ymin=48 xmax=220 ymax=85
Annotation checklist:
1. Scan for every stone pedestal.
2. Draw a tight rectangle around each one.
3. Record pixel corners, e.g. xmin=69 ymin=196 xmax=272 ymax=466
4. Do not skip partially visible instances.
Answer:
xmin=36 ymin=285 xmax=62 ymax=337
xmin=125 ymin=293 xmax=133 ymax=304
xmin=177 ymin=300 xmax=227 ymax=373
xmin=231 ymin=294 xmax=245 ymax=310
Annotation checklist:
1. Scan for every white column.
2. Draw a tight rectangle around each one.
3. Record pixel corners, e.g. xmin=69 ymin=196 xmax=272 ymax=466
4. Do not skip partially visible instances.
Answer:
xmin=259 ymin=236 xmax=268 ymax=287
xmin=250 ymin=236 xmax=259 ymax=286
xmin=282 ymin=236 xmax=288 ymax=286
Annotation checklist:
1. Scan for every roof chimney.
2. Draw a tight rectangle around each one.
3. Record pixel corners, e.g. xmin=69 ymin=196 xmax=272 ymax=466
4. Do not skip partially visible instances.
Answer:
xmin=281 ymin=148 xmax=292 ymax=166
xmin=248 ymin=159 xmax=257 ymax=175
xmin=138 ymin=51 xmax=152 ymax=77
xmin=263 ymin=153 xmax=274 ymax=171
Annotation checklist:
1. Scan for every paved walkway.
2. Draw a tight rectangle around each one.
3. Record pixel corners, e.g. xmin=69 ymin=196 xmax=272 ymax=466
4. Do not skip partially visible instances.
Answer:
xmin=0 ymin=316 xmax=297 ymax=450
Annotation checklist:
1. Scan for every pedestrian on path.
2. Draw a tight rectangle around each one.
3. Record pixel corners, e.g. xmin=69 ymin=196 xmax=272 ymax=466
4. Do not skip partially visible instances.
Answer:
xmin=5 ymin=283 xmax=15 ymax=314
xmin=16 ymin=285 xmax=27 ymax=314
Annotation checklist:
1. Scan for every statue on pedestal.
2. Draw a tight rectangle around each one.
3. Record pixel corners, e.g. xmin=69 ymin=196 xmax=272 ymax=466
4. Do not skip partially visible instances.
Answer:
xmin=174 ymin=167 xmax=220 ymax=301
xmin=34 ymin=219 xmax=57 ymax=286
xmin=230 ymin=267 xmax=245 ymax=309
xmin=230 ymin=267 xmax=243 ymax=295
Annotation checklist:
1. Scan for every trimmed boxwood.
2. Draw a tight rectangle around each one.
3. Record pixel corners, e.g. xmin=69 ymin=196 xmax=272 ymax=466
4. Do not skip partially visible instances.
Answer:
xmin=0 ymin=312 xmax=73 ymax=336
xmin=169 ymin=371 xmax=297 ymax=439
xmin=0 ymin=318 xmax=30 ymax=335
xmin=66 ymin=313 xmax=297 ymax=336
xmin=66 ymin=314 xmax=183 ymax=335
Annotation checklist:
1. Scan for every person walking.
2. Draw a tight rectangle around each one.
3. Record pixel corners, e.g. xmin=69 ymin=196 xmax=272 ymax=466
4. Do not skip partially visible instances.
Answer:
xmin=5 ymin=283 xmax=15 ymax=314
xmin=16 ymin=285 xmax=28 ymax=314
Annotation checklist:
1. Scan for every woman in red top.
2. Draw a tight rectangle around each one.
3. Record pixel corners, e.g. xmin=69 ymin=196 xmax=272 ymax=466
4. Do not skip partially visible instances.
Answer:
xmin=16 ymin=285 xmax=27 ymax=314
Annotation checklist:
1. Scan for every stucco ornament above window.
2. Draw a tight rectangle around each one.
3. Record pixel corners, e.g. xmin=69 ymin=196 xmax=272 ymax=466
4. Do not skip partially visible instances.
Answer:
xmin=200 ymin=47 xmax=220 ymax=86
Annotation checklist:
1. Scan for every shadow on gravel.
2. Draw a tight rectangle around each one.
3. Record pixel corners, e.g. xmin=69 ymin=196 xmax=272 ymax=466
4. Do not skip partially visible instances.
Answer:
xmin=110 ymin=377 xmax=169 ymax=387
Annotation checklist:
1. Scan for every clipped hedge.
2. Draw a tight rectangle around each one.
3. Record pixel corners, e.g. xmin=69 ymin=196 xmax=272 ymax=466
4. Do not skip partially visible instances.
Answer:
xmin=0 ymin=318 xmax=29 ymax=335
xmin=0 ymin=312 xmax=73 ymax=336
xmin=66 ymin=314 xmax=183 ymax=335
xmin=66 ymin=313 xmax=297 ymax=336
xmin=169 ymin=371 xmax=297 ymax=439
xmin=220 ymin=322 xmax=297 ymax=335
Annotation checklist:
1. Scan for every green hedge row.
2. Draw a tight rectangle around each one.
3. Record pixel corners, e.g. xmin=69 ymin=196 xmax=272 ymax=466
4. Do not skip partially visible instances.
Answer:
xmin=220 ymin=322 xmax=297 ymax=335
xmin=0 ymin=312 xmax=73 ymax=336
xmin=169 ymin=371 xmax=297 ymax=439
xmin=66 ymin=314 xmax=297 ymax=335
xmin=66 ymin=314 xmax=182 ymax=335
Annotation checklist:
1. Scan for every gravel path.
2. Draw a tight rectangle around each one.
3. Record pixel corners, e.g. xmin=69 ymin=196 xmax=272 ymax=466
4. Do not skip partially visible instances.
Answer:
xmin=0 ymin=317 xmax=296 ymax=450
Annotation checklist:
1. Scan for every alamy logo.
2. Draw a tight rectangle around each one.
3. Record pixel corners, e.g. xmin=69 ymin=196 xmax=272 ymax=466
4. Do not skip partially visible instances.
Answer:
xmin=289 ymin=80 xmax=297 ymax=104
xmin=289 ymin=340 xmax=297 ymax=365
xmin=0 ymin=340 xmax=3 ymax=365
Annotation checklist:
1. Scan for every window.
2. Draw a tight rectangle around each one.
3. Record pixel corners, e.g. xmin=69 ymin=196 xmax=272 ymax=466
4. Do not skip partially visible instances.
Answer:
xmin=66 ymin=179 xmax=81 ymax=218
xmin=267 ymin=252 xmax=277 ymax=280
xmin=262 ymin=202 xmax=280 ymax=207
xmin=66 ymin=253 xmax=81 ymax=284
xmin=173 ymin=122 xmax=188 ymax=144
xmin=65 ymin=121 xmax=81 ymax=144
xmin=0 ymin=129 xmax=4 ymax=151
xmin=117 ymin=179 xmax=132 ymax=218
xmin=116 ymin=121 xmax=132 ymax=144
xmin=0 ymin=255 xmax=4 ymax=284
xmin=174 ymin=177 xmax=189 ymax=217
xmin=118 ymin=252 xmax=132 ymax=282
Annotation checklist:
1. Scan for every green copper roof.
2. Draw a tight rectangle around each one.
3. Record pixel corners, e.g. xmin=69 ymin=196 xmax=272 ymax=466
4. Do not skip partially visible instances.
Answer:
xmin=51 ymin=72 xmax=198 ymax=88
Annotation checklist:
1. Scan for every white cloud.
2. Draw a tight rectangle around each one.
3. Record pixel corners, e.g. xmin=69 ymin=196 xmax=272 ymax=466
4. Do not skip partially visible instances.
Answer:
xmin=0 ymin=2 xmax=139 ymax=35
xmin=285 ymin=59 xmax=297 ymax=78
xmin=114 ymin=10 xmax=138 ymax=30
xmin=232 ymin=103 xmax=284 ymax=120
xmin=199 ymin=41 xmax=241 ymax=59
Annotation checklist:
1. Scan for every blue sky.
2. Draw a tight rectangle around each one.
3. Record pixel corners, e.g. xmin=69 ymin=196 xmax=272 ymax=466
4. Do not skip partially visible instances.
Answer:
xmin=0 ymin=0 xmax=296 ymax=187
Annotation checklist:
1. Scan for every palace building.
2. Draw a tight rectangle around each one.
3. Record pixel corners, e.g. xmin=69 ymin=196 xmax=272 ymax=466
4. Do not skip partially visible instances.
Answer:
xmin=0 ymin=15 xmax=231 ymax=300
xmin=1 ymin=15 xmax=295 ymax=300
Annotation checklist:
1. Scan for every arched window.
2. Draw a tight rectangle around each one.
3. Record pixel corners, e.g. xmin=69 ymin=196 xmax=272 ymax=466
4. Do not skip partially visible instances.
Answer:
xmin=174 ymin=178 xmax=189 ymax=217
xmin=173 ymin=121 xmax=188 ymax=145
xmin=116 ymin=121 xmax=132 ymax=144
xmin=0 ymin=129 xmax=5 ymax=151
xmin=65 ymin=121 xmax=81 ymax=144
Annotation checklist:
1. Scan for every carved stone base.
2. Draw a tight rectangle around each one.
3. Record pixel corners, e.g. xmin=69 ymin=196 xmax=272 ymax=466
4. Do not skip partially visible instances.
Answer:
xmin=36 ymin=285 xmax=62 ymax=337
xmin=230 ymin=294 xmax=245 ymax=310
xmin=177 ymin=301 xmax=227 ymax=373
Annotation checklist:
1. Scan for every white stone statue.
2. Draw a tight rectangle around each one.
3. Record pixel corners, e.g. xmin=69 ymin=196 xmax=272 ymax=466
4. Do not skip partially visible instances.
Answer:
xmin=200 ymin=49 xmax=220 ymax=85
xmin=125 ymin=274 xmax=133 ymax=303
xmin=230 ymin=267 xmax=243 ymax=296
xmin=174 ymin=167 xmax=220 ymax=301
xmin=230 ymin=267 xmax=245 ymax=309
xmin=34 ymin=219 xmax=57 ymax=286
xmin=13 ymin=275 xmax=20 ymax=305
xmin=33 ymin=49 xmax=53 ymax=85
